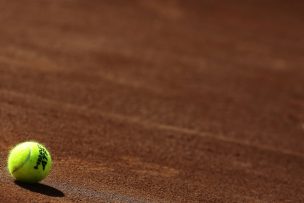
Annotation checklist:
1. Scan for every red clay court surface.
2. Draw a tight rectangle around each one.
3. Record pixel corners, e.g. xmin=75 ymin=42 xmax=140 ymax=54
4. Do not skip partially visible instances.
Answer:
xmin=0 ymin=0 xmax=304 ymax=202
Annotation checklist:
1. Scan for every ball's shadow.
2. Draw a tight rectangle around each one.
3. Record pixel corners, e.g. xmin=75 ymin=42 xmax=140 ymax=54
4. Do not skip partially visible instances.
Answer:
xmin=14 ymin=181 xmax=65 ymax=197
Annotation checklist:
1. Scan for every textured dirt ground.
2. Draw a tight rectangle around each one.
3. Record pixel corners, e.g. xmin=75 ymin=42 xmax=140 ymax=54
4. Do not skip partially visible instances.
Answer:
xmin=0 ymin=0 xmax=303 ymax=202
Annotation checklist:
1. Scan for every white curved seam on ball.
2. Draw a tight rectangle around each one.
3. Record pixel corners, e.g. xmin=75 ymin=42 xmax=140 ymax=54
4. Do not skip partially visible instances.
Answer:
xmin=12 ymin=147 xmax=32 ymax=174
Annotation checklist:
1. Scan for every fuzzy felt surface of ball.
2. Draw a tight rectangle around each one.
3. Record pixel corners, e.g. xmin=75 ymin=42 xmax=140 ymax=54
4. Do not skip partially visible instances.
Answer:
xmin=7 ymin=141 xmax=52 ymax=183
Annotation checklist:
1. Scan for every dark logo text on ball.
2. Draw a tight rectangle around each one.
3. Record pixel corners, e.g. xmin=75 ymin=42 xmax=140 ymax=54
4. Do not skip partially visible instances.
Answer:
xmin=34 ymin=144 xmax=48 ymax=170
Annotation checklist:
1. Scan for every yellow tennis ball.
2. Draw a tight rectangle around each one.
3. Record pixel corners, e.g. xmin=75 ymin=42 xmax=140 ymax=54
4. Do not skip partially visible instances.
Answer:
xmin=7 ymin=141 xmax=52 ymax=183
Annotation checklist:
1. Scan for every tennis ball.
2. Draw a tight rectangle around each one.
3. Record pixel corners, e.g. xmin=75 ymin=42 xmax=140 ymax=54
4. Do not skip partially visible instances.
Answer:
xmin=7 ymin=141 xmax=52 ymax=183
